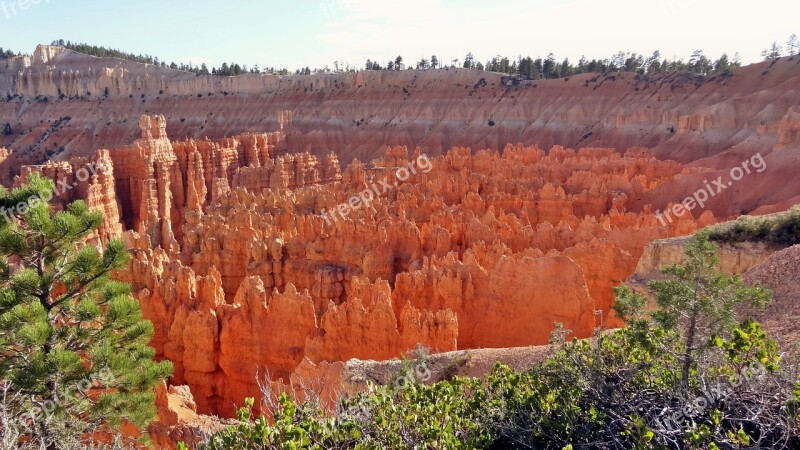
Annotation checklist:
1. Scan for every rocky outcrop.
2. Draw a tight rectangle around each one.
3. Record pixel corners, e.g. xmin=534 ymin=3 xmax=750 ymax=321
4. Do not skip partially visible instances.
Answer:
xmin=12 ymin=111 xmax=766 ymax=423
xmin=777 ymin=109 xmax=800 ymax=146
xmin=633 ymin=236 xmax=775 ymax=280
xmin=743 ymin=244 xmax=800 ymax=347
xmin=149 ymin=381 xmax=229 ymax=449
xmin=15 ymin=150 xmax=122 ymax=244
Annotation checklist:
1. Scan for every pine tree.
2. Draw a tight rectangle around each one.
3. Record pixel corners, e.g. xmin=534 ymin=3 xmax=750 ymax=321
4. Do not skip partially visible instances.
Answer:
xmin=762 ymin=41 xmax=783 ymax=60
xmin=614 ymin=232 xmax=769 ymax=395
xmin=463 ymin=52 xmax=474 ymax=69
xmin=0 ymin=174 xmax=172 ymax=447
xmin=787 ymin=34 xmax=799 ymax=56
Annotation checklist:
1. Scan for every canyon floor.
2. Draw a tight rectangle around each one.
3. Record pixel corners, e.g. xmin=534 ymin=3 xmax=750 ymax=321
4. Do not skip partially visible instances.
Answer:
xmin=1 ymin=46 xmax=800 ymax=447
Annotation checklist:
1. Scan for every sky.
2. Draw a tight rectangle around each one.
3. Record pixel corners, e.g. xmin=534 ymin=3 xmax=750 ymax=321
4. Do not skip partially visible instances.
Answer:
xmin=0 ymin=0 xmax=798 ymax=71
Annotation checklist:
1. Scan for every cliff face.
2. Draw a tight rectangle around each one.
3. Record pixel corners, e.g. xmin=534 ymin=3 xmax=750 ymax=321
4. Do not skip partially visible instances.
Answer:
xmin=2 ymin=47 xmax=800 ymax=213
xmin=634 ymin=236 xmax=775 ymax=280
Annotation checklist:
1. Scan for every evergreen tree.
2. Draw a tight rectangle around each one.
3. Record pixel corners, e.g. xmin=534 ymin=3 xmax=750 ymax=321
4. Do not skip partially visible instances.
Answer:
xmin=713 ymin=53 xmax=731 ymax=73
xmin=430 ymin=55 xmax=438 ymax=69
xmin=561 ymin=57 xmax=573 ymax=76
xmin=577 ymin=55 xmax=588 ymax=73
xmin=1 ymin=123 xmax=11 ymax=136
xmin=689 ymin=50 xmax=712 ymax=75
xmin=762 ymin=41 xmax=783 ymax=60
xmin=731 ymin=52 xmax=743 ymax=67
xmin=645 ymin=50 xmax=661 ymax=73
xmin=787 ymin=34 xmax=799 ymax=56
xmin=394 ymin=55 xmax=403 ymax=70
xmin=542 ymin=54 xmax=557 ymax=78
xmin=610 ymin=51 xmax=626 ymax=70
xmin=0 ymin=174 xmax=172 ymax=447
xmin=614 ymin=232 xmax=769 ymax=394
xmin=518 ymin=56 xmax=534 ymax=80
xmin=463 ymin=52 xmax=474 ymax=69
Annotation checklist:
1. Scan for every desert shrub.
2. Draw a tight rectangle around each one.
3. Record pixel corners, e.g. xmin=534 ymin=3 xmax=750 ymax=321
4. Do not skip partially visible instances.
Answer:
xmin=709 ymin=205 xmax=800 ymax=246
xmin=770 ymin=206 xmax=800 ymax=246
xmin=710 ymin=215 xmax=774 ymax=243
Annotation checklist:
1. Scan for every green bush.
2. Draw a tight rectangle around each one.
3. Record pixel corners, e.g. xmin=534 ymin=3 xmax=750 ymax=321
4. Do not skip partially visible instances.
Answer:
xmin=709 ymin=205 xmax=800 ymax=246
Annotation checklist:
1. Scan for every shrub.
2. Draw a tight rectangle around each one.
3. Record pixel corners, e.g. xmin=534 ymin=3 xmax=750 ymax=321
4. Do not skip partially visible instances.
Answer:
xmin=709 ymin=206 xmax=800 ymax=247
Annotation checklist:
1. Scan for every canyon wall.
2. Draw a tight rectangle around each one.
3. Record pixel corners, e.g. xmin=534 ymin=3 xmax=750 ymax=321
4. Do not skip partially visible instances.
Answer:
xmin=57 ymin=115 xmax=711 ymax=417
xmin=8 ymin=108 xmax=797 ymax=427
xmin=2 ymin=46 xmax=800 ymax=216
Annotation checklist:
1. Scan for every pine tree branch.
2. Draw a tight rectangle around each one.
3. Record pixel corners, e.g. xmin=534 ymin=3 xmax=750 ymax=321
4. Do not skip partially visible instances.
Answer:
xmin=49 ymin=261 xmax=115 ymax=310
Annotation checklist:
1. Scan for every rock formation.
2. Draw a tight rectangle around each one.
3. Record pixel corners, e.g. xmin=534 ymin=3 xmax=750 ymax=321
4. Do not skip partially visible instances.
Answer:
xmin=11 ymin=106 xmax=800 ymax=425
xmin=14 ymin=150 xmax=122 ymax=244
xmin=67 ymin=117 xmax=718 ymax=416
xmin=2 ymin=45 xmax=800 ymax=217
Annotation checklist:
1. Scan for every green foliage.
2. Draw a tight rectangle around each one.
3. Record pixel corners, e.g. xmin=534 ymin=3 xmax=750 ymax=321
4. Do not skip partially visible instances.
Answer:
xmin=709 ymin=206 xmax=800 ymax=247
xmin=199 ymin=319 xmax=797 ymax=448
xmin=201 ymin=394 xmax=350 ymax=449
xmin=616 ymin=232 xmax=770 ymax=394
xmin=710 ymin=319 xmax=780 ymax=378
xmin=0 ymin=174 xmax=172 ymax=446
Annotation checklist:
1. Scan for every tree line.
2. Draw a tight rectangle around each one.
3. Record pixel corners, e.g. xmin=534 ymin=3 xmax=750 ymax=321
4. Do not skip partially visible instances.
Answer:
xmin=49 ymin=40 xmax=287 ymax=76
xmin=368 ymin=50 xmax=740 ymax=79
xmin=37 ymin=35 xmax=800 ymax=79
xmin=0 ymin=47 xmax=20 ymax=59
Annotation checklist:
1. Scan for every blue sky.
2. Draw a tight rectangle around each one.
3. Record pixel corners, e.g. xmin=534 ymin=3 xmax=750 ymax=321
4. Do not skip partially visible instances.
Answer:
xmin=0 ymin=0 xmax=797 ymax=70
